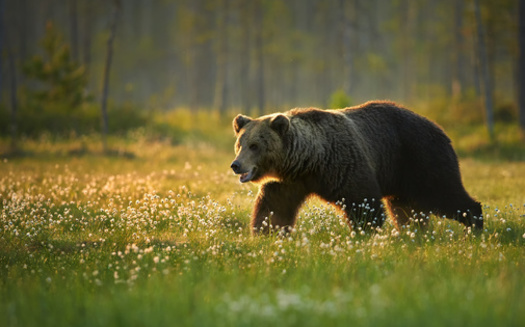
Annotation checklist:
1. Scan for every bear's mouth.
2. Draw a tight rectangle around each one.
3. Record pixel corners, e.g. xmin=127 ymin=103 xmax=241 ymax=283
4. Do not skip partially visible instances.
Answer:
xmin=239 ymin=167 xmax=256 ymax=183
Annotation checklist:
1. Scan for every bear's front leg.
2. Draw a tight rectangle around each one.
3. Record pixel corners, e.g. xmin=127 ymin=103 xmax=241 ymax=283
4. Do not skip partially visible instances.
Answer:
xmin=252 ymin=181 xmax=310 ymax=235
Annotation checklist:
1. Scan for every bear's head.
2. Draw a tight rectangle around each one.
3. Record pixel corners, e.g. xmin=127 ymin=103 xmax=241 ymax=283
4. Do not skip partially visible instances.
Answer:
xmin=231 ymin=113 xmax=290 ymax=183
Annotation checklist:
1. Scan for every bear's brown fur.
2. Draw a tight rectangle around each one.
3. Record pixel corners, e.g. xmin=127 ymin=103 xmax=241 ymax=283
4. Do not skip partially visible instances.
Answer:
xmin=231 ymin=101 xmax=482 ymax=234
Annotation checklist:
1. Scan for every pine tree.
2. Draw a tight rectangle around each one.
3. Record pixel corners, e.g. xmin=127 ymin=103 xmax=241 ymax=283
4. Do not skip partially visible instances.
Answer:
xmin=22 ymin=21 xmax=90 ymax=131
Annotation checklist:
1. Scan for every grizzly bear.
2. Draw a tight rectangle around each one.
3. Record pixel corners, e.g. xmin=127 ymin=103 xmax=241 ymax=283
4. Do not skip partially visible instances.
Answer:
xmin=231 ymin=101 xmax=482 ymax=234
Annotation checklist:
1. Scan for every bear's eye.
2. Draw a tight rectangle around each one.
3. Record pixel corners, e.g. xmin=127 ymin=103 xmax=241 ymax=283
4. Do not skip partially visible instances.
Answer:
xmin=249 ymin=144 xmax=259 ymax=151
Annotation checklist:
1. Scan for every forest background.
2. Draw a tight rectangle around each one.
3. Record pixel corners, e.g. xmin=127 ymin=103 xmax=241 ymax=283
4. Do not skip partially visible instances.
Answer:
xmin=0 ymin=0 xmax=524 ymax=154
xmin=2 ymin=2 xmax=525 ymax=325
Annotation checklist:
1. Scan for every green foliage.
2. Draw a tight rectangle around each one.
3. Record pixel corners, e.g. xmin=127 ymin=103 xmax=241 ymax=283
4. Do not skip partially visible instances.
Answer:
xmin=2 ymin=21 xmax=149 ymax=138
xmin=9 ymin=100 xmax=148 ymax=138
xmin=329 ymin=89 xmax=352 ymax=109
xmin=415 ymin=91 xmax=520 ymax=130
xmin=107 ymin=102 xmax=149 ymax=135
xmin=0 ymin=141 xmax=524 ymax=326
xmin=9 ymin=23 xmax=146 ymax=139
xmin=12 ymin=22 xmax=98 ymax=137
xmin=494 ymin=102 xmax=518 ymax=123
xmin=21 ymin=21 xmax=91 ymax=132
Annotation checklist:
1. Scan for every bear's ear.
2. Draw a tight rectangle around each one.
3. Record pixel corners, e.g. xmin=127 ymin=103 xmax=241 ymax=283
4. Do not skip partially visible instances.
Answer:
xmin=233 ymin=115 xmax=252 ymax=135
xmin=270 ymin=114 xmax=290 ymax=135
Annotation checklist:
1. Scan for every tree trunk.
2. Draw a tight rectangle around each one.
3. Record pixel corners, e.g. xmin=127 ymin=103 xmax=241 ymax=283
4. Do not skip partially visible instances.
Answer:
xmin=519 ymin=0 xmax=525 ymax=136
xmin=0 ymin=0 xmax=3 ymax=106
xmin=254 ymin=0 xmax=264 ymax=116
xmin=82 ymin=1 xmax=93 ymax=78
xmin=339 ymin=0 xmax=357 ymax=97
xmin=452 ymin=0 xmax=466 ymax=99
xmin=474 ymin=0 xmax=495 ymax=141
xmin=1 ymin=0 xmax=19 ymax=152
xmin=69 ymin=0 xmax=79 ymax=63
xmin=7 ymin=46 xmax=17 ymax=152
xmin=239 ymin=0 xmax=252 ymax=113
xmin=101 ymin=0 xmax=120 ymax=153
xmin=213 ymin=0 xmax=229 ymax=116
xmin=187 ymin=0 xmax=200 ymax=112
xmin=400 ymin=0 xmax=415 ymax=102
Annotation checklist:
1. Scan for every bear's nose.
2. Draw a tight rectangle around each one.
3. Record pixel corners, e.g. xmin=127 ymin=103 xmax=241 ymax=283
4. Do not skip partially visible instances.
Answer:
xmin=231 ymin=160 xmax=241 ymax=173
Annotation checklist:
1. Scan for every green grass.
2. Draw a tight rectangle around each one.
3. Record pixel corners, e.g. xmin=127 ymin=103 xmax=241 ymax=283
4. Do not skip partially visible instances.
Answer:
xmin=1 ymin=128 xmax=525 ymax=326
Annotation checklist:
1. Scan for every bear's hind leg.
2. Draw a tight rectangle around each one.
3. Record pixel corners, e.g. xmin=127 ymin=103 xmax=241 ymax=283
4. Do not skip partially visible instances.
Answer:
xmin=383 ymin=197 xmax=430 ymax=230
xmin=252 ymin=182 xmax=310 ymax=235
xmin=430 ymin=195 xmax=483 ymax=230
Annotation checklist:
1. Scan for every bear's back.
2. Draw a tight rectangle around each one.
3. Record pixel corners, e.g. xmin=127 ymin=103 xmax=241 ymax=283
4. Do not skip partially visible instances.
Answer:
xmin=342 ymin=101 xmax=449 ymax=145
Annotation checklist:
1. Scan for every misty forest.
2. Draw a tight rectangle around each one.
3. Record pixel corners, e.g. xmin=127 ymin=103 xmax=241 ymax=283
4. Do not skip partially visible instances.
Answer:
xmin=1 ymin=0 xmax=525 ymax=141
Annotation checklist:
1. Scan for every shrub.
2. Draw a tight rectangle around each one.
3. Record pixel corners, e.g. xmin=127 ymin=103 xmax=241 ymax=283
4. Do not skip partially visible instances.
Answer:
xmin=20 ymin=21 xmax=92 ymax=136
xmin=329 ymin=89 xmax=352 ymax=109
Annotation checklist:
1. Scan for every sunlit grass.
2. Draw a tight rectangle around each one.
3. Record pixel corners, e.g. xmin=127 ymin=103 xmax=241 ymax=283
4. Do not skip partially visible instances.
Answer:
xmin=1 ymin=131 xmax=524 ymax=326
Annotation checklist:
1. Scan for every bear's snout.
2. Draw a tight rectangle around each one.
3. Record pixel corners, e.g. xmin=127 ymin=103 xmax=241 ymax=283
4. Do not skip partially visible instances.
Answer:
xmin=231 ymin=160 xmax=242 ymax=174
xmin=231 ymin=160 xmax=257 ymax=183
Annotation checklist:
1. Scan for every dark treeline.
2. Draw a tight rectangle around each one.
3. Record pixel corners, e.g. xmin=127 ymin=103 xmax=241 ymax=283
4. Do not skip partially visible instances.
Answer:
xmin=0 ymin=0 xmax=522 ymax=125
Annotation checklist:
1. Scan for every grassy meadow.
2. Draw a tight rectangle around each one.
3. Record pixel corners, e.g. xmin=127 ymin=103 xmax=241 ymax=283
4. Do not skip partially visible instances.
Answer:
xmin=1 ymin=111 xmax=525 ymax=326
